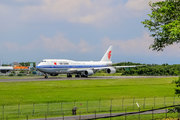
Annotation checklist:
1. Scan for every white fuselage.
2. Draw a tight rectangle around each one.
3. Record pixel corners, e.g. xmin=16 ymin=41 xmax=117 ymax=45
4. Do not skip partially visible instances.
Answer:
xmin=36 ymin=59 xmax=112 ymax=74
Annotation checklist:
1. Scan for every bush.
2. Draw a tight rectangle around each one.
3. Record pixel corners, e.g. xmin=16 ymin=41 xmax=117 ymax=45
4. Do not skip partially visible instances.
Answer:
xmin=17 ymin=74 xmax=23 ymax=76
xmin=8 ymin=74 xmax=14 ymax=76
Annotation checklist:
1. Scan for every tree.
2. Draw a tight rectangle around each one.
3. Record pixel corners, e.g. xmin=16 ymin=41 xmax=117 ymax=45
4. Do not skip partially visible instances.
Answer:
xmin=142 ymin=0 xmax=180 ymax=51
xmin=175 ymin=77 xmax=180 ymax=96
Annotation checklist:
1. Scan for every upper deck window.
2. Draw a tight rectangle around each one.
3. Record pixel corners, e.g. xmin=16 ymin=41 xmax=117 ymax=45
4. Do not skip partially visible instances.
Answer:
xmin=59 ymin=62 xmax=69 ymax=65
xmin=42 ymin=61 xmax=46 ymax=62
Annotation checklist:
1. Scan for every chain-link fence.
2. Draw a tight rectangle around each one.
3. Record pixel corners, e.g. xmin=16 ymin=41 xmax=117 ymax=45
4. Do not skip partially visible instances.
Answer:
xmin=0 ymin=96 xmax=179 ymax=119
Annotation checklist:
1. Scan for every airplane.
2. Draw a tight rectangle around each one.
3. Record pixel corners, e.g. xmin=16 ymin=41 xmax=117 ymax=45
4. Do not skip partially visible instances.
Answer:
xmin=36 ymin=46 xmax=137 ymax=78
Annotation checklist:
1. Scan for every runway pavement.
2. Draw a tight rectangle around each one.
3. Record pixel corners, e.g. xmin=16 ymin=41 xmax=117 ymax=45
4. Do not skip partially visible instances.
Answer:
xmin=0 ymin=76 xmax=177 ymax=82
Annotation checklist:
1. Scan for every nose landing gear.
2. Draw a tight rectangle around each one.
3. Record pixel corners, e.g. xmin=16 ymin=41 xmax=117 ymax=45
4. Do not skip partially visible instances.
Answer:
xmin=44 ymin=73 xmax=48 ymax=79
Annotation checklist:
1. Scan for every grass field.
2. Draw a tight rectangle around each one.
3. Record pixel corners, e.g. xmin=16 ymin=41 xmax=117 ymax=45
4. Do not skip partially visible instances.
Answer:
xmin=0 ymin=77 xmax=178 ymax=105
xmin=0 ymin=76 xmax=179 ymax=119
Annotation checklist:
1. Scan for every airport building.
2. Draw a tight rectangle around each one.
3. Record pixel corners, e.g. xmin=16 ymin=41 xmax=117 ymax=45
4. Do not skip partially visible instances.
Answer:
xmin=0 ymin=66 xmax=13 ymax=75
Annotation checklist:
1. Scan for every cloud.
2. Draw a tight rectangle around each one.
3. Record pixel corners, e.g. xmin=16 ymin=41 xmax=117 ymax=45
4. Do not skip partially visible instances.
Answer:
xmin=101 ymin=31 xmax=180 ymax=57
xmin=0 ymin=0 xmax=165 ymax=27
xmin=0 ymin=32 xmax=92 ymax=53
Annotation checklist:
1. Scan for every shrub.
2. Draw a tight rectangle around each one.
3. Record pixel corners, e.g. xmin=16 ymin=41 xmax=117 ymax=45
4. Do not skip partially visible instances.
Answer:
xmin=8 ymin=74 xmax=14 ymax=76
xmin=17 ymin=74 xmax=23 ymax=76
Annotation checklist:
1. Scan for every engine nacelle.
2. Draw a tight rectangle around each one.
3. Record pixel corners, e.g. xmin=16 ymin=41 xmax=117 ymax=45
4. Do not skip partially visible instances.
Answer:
xmin=106 ymin=67 xmax=116 ymax=74
xmin=84 ymin=70 xmax=94 ymax=76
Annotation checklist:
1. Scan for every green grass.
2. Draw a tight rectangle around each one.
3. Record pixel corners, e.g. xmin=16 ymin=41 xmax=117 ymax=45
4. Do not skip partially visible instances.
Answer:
xmin=0 ymin=77 xmax=178 ymax=105
xmin=0 ymin=77 xmax=179 ymax=119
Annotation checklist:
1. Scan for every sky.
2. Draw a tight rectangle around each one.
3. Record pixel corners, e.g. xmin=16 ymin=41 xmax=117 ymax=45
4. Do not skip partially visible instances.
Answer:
xmin=0 ymin=0 xmax=180 ymax=65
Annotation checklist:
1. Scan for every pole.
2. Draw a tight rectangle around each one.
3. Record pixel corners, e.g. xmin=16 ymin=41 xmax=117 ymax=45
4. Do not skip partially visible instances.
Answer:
xmin=18 ymin=103 xmax=20 ymax=118
xmin=45 ymin=113 xmax=47 ymax=120
xmin=110 ymin=109 xmax=111 ymax=120
xmin=125 ymin=109 xmax=127 ymax=120
xmin=3 ymin=104 xmax=5 ymax=120
xmin=87 ymin=99 xmax=89 ymax=113
xmin=79 ymin=111 xmax=81 ymax=120
xmin=27 ymin=115 xmax=28 ymax=120
xmin=61 ymin=101 xmax=63 ymax=115
xmin=164 ymin=96 xmax=166 ymax=106
xmin=99 ymin=99 xmax=101 ymax=112
xmin=139 ymin=108 xmax=140 ymax=120
xmin=111 ymin=98 xmax=113 ymax=110
xmin=122 ymin=98 xmax=124 ymax=111
xmin=33 ymin=102 xmax=35 ymax=116
xmin=47 ymin=101 xmax=49 ymax=116
xmin=95 ymin=110 xmax=96 ymax=119
xmin=133 ymin=97 xmax=135 ymax=110
xmin=165 ymin=106 xmax=167 ymax=119
xmin=154 ymin=96 xmax=156 ymax=108
xmin=152 ymin=107 xmax=154 ymax=120
xmin=143 ymin=97 xmax=146 ymax=109
xmin=74 ymin=100 xmax=76 ymax=107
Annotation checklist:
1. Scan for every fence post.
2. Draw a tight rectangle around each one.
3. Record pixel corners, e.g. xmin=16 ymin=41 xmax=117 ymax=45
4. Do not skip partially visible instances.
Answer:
xmin=111 ymin=98 xmax=113 ymax=110
xmin=27 ymin=115 xmax=28 ymax=120
xmin=45 ymin=113 xmax=47 ymax=120
xmin=139 ymin=108 xmax=140 ymax=120
xmin=6 ymin=116 xmax=8 ymax=120
xmin=125 ymin=109 xmax=127 ymax=120
xmin=143 ymin=97 xmax=146 ymax=109
xmin=133 ymin=97 xmax=135 ymax=110
xmin=165 ymin=106 xmax=167 ymax=119
xmin=110 ymin=109 xmax=111 ymax=120
xmin=2 ymin=104 xmax=5 ymax=120
xmin=152 ymin=107 xmax=154 ymax=120
xmin=47 ymin=101 xmax=49 ymax=116
xmin=87 ymin=99 xmax=89 ymax=113
xmin=63 ymin=112 xmax=64 ymax=120
xmin=95 ymin=110 xmax=96 ymax=119
xmin=33 ymin=102 xmax=35 ymax=116
xmin=122 ymin=98 xmax=124 ymax=111
xmin=178 ymin=104 xmax=180 ymax=120
xmin=154 ymin=96 xmax=156 ymax=108
xmin=173 ymin=95 xmax=175 ymax=105
xmin=79 ymin=111 xmax=81 ymax=120
xmin=18 ymin=103 xmax=20 ymax=118
xmin=61 ymin=101 xmax=63 ymax=115
xmin=164 ymin=96 xmax=166 ymax=106
xmin=99 ymin=99 xmax=101 ymax=112
xmin=74 ymin=100 xmax=76 ymax=107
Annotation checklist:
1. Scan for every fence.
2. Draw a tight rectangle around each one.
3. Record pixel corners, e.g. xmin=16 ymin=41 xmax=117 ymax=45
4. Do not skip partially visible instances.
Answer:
xmin=0 ymin=96 xmax=179 ymax=119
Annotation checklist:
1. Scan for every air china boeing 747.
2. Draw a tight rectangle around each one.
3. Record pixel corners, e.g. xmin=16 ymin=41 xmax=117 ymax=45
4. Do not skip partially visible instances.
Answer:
xmin=36 ymin=46 xmax=136 ymax=78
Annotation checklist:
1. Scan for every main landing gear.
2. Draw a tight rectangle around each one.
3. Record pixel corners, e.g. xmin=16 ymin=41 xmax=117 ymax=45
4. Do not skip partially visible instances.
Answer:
xmin=67 ymin=74 xmax=72 ymax=77
xmin=44 ymin=73 xmax=48 ymax=79
xmin=75 ymin=74 xmax=80 ymax=77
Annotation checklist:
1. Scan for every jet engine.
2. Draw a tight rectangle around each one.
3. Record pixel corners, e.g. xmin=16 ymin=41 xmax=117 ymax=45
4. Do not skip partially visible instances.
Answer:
xmin=84 ymin=70 xmax=94 ymax=76
xmin=106 ymin=67 xmax=116 ymax=74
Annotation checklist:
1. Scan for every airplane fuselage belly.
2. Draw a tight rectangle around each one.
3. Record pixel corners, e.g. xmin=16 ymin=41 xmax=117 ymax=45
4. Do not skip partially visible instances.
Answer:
xmin=38 ymin=68 xmax=69 ymax=74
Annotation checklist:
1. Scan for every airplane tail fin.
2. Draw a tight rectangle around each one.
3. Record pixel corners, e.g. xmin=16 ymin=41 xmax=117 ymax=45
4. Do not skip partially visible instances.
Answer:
xmin=100 ymin=46 xmax=113 ymax=62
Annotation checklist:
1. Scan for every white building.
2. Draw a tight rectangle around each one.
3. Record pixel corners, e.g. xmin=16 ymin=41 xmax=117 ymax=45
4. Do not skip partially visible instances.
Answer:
xmin=0 ymin=66 xmax=13 ymax=75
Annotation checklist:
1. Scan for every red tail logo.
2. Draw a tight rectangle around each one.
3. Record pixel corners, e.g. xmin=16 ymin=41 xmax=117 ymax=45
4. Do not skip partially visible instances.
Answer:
xmin=108 ymin=51 xmax=111 ymax=59
xmin=54 ymin=62 xmax=57 ymax=65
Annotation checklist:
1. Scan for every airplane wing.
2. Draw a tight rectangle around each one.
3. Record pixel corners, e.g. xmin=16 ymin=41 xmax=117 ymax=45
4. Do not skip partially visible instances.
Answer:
xmin=67 ymin=65 xmax=141 ymax=72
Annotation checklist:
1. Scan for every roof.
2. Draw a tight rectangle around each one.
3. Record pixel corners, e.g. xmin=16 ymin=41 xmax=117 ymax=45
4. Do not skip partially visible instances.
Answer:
xmin=14 ymin=66 xmax=29 ymax=70
xmin=0 ymin=66 xmax=13 ymax=70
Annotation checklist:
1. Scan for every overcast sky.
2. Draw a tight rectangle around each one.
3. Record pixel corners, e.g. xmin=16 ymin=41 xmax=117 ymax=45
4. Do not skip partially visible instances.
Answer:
xmin=0 ymin=0 xmax=179 ymax=64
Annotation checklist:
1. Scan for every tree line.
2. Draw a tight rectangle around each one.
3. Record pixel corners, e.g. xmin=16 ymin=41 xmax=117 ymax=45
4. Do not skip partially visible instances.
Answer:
xmin=114 ymin=62 xmax=180 ymax=76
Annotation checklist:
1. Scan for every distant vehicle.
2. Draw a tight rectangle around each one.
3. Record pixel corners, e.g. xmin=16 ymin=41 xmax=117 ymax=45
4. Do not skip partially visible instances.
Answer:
xmin=36 ymin=46 xmax=137 ymax=78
